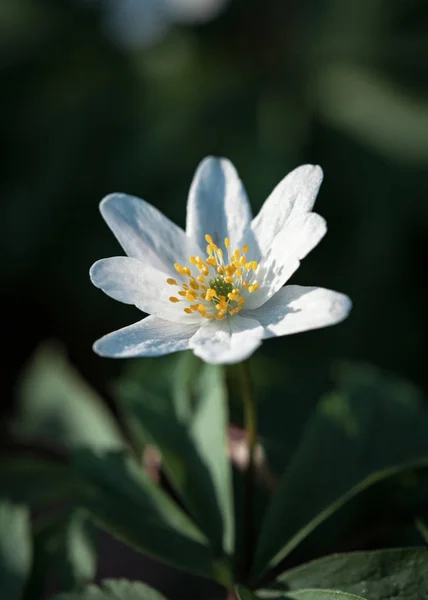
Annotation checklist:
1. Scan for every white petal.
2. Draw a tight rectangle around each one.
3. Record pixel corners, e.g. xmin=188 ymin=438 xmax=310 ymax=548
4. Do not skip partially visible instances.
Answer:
xmin=251 ymin=165 xmax=323 ymax=257
xmin=244 ymin=212 xmax=327 ymax=310
xmin=94 ymin=316 xmax=200 ymax=358
xmin=189 ymin=315 xmax=263 ymax=364
xmin=247 ymin=285 xmax=352 ymax=338
xmin=186 ymin=156 xmax=253 ymax=251
xmin=90 ymin=257 xmax=203 ymax=324
xmin=100 ymin=193 xmax=201 ymax=274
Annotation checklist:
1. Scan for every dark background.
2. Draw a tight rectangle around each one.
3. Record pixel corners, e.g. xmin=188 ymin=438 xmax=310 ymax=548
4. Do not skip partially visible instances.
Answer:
xmin=2 ymin=0 xmax=428 ymax=398
xmin=1 ymin=0 xmax=428 ymax=597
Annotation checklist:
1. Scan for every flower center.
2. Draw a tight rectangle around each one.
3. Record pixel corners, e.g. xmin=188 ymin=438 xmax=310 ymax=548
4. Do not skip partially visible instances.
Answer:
xmin=167 ymin=234 xmax=259 ymax=320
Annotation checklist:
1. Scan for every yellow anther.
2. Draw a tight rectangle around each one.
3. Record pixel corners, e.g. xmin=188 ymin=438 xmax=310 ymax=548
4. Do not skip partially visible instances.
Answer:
xmin=217 ymin=266 xmax=224 ymax=274
xmin=250 ymin=261 xmax=258 ymax=271
xmin=167 ymin=278 xmax=177 ymax=285
xmin=205 ymin=289 xmax=216 ymax=301
xmin=178 ymin=291 xmax=187 ymax=297
xmin=216 ymin=312 xmax=225 ymax=320
xmin=224 ymin=238 xmax=230 ymax=248
xmin=225 ymin=265 xmax=235 ymax=276
xmin=189 ymin=279 xmax=199 ymax=290
xmin=189 ymin=256 xmax=197 ymax=265
xmin=224 ymin=276 xmax=234 ymax=284
xmin=202 ymin=266 xmax=209 ymax=276
xmin=182 ymin=284 xmax=189 ymax=290
xmin=205 ymin=234 xmax=213 ymax=244
xmin=197 ymin=275 xmax=205 ymax=283
xmin=197 ymin=304 xmax=206 ymax=314
xmin=243 ymin=244 xmax=249 ymax=253
xmin=235 ymin=269 xmax=242 ymax=278
xmin=206 ymin=256 xmax=217 ymax=267
xmin=248 ymin=283 xmax=259 ymax=293
xmin=206 ymin=245 xmax=213 ymax=256
xmin=169 ymin=296 xmax=180 ymax=303
xmin=174 ymin=263 xmax=184 ymax=274
xmin=184 ymin=308 xmax=192 ymax=314
xmin=240 ymin=256 xmax=247 ymax=265
xmin=233 ymin=249 xmax=240 ymax=261
xmin=186 ymin=290 xmax=197 ymax=301
xmin=190 ymin=304 xmax=199 ymax=311
xmin=228 ymin=292 xmax=239 ymax=301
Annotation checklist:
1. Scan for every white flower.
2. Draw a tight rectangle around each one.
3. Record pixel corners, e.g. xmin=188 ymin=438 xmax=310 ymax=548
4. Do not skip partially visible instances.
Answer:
xmin=90 ymin=157 xmax=352 ymax=364
xmin=89 ymin=0 xmax=229 ymax=48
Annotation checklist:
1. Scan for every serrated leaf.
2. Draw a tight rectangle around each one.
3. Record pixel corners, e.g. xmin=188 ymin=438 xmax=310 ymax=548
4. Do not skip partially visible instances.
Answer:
xmin=121 ymin=363 xmax=234 ymax=557
xmin=0 ymin=502 xmax=32 ymax=600
xmin=265 ymin=548 xmax=428 ymax=600
xmin=52 ymin=578 xmax=168 ymax=599
xmin=72 ymin=448 xmax=229 ymax=585
xmin=252 ymin=364 xmax=428 ymax=582
xmin=13 ymin=342 xmax=123 ymax=450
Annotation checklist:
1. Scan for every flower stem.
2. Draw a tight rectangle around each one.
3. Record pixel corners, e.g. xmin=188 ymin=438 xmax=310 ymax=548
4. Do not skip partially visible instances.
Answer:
xmin=239 ymin=359 xmax=257 ymax=579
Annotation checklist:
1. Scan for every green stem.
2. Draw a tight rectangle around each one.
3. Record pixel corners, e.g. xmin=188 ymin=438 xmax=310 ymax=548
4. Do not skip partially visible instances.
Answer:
xmin=239 ymin=359 xmax=257 ymax=579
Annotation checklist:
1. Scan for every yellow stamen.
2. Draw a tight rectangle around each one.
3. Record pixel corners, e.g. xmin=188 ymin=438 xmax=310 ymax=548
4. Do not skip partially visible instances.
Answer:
xmin=170 ymin=231 xmax=260 ymax=320
xmin=205 ymin=289 xmax=217 ymax=301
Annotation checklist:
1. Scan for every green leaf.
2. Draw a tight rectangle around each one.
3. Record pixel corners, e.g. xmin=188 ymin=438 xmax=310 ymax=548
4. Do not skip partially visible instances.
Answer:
xmin=283 ymin=591 xmax=367 ymax=600
xmin=235 ymin=585 xmax=259 ymax=600
xmin=252 ymin=364 xmax=428 ymax=582
xmin=0 ymin=502 xmax=32 ymax=600
xmin=0 ymin=458 xmax=76 ymax=507
xmin=72 ymin=448 xmax=230 ymax=585
xmin=52 ymin=578 xmax=168 ymax=600
xmin=13 ymin=342 xmax=123 ymax=450
xmin=121 ymin=362 xmax=234 ymax=557
xmin=416 ymin=518 xmax=428 ymax=544
xmin=31 ymin=509 xmax=97 ymax=591
xmin=265 ymin=548 xmax=428 ymax=599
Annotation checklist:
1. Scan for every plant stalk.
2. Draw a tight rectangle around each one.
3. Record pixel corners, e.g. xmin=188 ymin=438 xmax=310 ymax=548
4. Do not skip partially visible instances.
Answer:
xmin=239 ymin=359 xmax=257 ymax=579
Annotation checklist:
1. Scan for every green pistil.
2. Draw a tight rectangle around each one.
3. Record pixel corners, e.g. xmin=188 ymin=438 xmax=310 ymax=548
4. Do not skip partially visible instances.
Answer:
xmin=209 ymin=277 xmax=234 ymax=301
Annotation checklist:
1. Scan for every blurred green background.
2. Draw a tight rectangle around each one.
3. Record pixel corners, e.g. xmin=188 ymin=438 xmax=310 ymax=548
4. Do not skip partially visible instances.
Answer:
xmin=2 ymin=0 xmax=428 ymax=401
xmin=2 ymin=0 xmax=428 ymax=407
xmin=1 ymin=0 xmax=428 ymax=597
